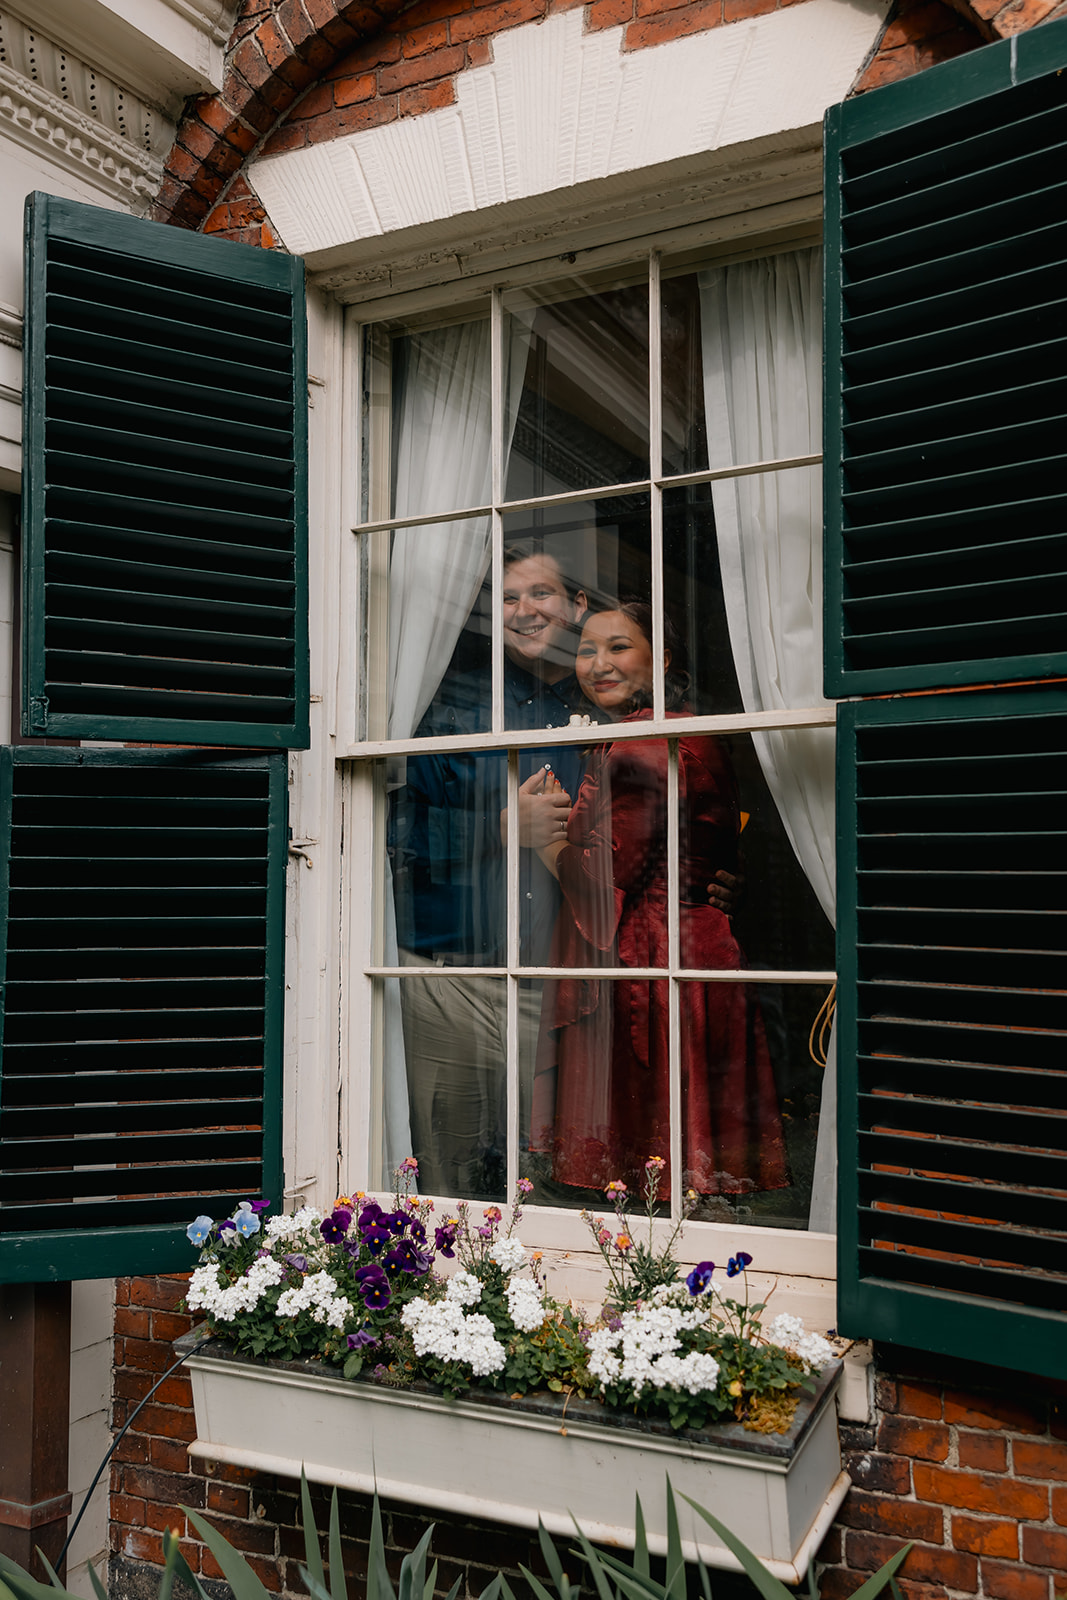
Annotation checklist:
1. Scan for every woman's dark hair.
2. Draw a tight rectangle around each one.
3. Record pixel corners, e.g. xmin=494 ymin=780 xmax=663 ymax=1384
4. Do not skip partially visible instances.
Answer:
xmin=581 ymin=599 xmax=690 ymax=714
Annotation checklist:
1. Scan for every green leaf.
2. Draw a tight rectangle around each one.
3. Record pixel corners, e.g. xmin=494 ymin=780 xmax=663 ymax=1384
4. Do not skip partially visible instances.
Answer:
xmin=86 ymin=1561 xmax=109 ymax=1600
xmin=568 ymin=1517 xmax=618 ymax=1600
xmin=518 ymin=1564 xmax=561 ymax=1600
xmin=328 ymin=1490 xmax=347 ymax=1600
xmin=301 ymin=1472 xmax=326 ymax=1598
xmin=537 ymin=1521 xmax=570 ymax=1600
xmin=299 ymin=1569 xmax=335 ymax=1600
xmin=663 ymin=1480 xmax=686 ymax=1600
xmin=170 ymin=1543 xmax=213 ymax=1600
xmin=184 ymin=1506 xmax=274 ymax=1600
xmin=678 ymin=1496 xmax=793 ymax=1600
xmin=848 ymin=1544 xmax=913 ymax=1600
xmin=33 ymin=1553 xmax=65 ymax=1594
xmin=397 ymin=1525 xmax=435 ymax=1600
xmin=158 ymin=1528 xmax=181 ymax=1600
xmin=368 ymin=1493 xmax=394 ymax=1600
xmin=441 ymin=1579 xmax=463 ymax=1600
xmin=477 ymin=1577 xmax=503 ymax=1600
xmin=696 ymin=1554 xmax=713 ymax=1600
xmin=0 ymin=1555 xmax=70 ymax=1600
xmin=633 ymin=1496 xmax=650 ymax=1583
xmin=424 ymin=1560 xmax=439 ymax=1600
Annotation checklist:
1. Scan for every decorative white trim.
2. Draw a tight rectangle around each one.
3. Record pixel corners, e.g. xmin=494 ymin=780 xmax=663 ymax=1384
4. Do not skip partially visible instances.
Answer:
xmin=0 ymin=57 xmax=165 ymax=205
xmin=0 ymin=301 xmax=21 ymax=351
xmin=250 ymin=0 xmax=889 ymax=277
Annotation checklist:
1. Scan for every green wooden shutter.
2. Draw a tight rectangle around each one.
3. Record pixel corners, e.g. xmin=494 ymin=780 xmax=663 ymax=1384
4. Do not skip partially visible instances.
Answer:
xmin=22 ymin=192 xmax=309 ymax=748
xmin=836 ymin=688 xmax=1067 ymax=1379
xmin=824 ymin=21 xmax=1067 ymax=698
xmin=0 ymin=747 xmax=287 ymax=1282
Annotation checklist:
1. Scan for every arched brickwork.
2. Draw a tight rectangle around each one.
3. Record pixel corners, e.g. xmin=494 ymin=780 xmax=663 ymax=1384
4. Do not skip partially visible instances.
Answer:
xmin=156 ymin=0 xmax=1067 ymax=241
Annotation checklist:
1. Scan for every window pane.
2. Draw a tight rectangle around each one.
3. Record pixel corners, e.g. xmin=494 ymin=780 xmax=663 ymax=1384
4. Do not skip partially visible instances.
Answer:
xmin=504 ymin=280 xmax=650 ymax=497
xmin=380 ymin=974 xmax=507 ymax=1202
xmin=388 ymin=746 xmax=507 ymax=967
xmin=379 ymin=515 xmax=492 ymax=740
xmin=387 ymin=316 xmax=492 ymax=521
xmin=660 ymin=248 xmax=821 ymax=476
xmin=681 ymin=980 xmax=832 ymax=1231
xmin=662 ymin=465 xmax=824 ymax=717
xmin=522 ymin=976 xmax=671 ymax=1205
xmin=501 ymin=495 xmax=652 ymax=733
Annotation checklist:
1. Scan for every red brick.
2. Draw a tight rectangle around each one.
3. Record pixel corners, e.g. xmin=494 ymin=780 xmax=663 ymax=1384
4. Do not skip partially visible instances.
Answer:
xmin=119 ymin=1529 xmax=166 ymax=1566
xmin=624 ymin=1 xmax=721 ymax=47
xmin=112 ymin=1494 xmax=146 ymax=1527
xmin=450 ymin=0 xmax=545 ymax=40
xmin=110 ymin=1430 xmax=150 ymax=1466
xmin=304 ymin=97 xmax=399 ymax=141
xmin=586 ymin=0 xmax=633 ymax=28
xmin=982 ymin=1559 xmax=1050 ymax=1600
xmin=150 ymin=1436 xmax=191 ymax=1474
xmin=115 ymin=1306 xmax=151 ymax=1339
xmin=723 ymin=0 xmax=775 ymax=17
xmin=129 ymin=1402 xmax=197 ymax=1442
xmin=124 ymin=1465 xmax=204 ymax=1506
xmin=232 ymin=37 xmax=275 ymax=94
xmin=844 ymin=1533 xmax=977 ymax=1590
xmin=950 ymin=1515 xmax=1018 ymax=1559
xmin=913 ymin=1464 xmax=1047 ymax=1521
xmin=260 ymin=122 xmax=311 ymax=155
xmin=846 ymin=1453 xmax=912 ymax=1495
xmin=121 ymin=1336 xmax=187 ymax=1374
xmin=878 ymin=1417 xmax=950 ymax=1462
xmin=207 ymin=1482 xmax=251 ymax=1518
xmin=129 ymin=1277 xmax=190 ymax=1312
xmin=838 ymin=1492 xmax=943 ymax=1543
xmin=943 ymin=1390 xmax=1044 ymax=1434
xmin=116 ymin=1279 xmax=131 ymax=1306
xmin=331 ymin=32 xmax=404 ymax=70
xmin=379 ymin=42 xmax=465 ymax=87
xmin=201 ymin=1550 xmax=282 ymax=1591
xmin=290 ymin=81 xmax=337 ymax=118
xmin=1014 ymin=1439 xmax=1067 ymax=1481
xmin=465 ymin=37 xmax=494 ymax=62
xmin=994 ymin=0 xmax=1062 ymax=30
xmin=403 ymin=19 xmax=449 ymax=51
xmin=399 ymin=79 xmax=457 ymax=114
xmin=1023 ymin=1527 xmax=1067 ymax=1571
xmin=634 ymin=0 xmax=693 ymax=17
xmin=958 ymin=1433 xmax=1007 ymax=1472
xmin=898 ymin=1381 xmax=943 ymax=1420
xmin=854 ymin=43 xmax=922 ymax=90
xmin=816 ymin=1571 xmax=868 ymax=1600
xmin=276 ymin=0 xmax=320 ymax=48
xmin=222 ymin=69 xmax=278 ymax=133
xmin=880 ymin=0 xmax=962 ymax=45
xmin=257 ymin=14 xmax=293 ymax=69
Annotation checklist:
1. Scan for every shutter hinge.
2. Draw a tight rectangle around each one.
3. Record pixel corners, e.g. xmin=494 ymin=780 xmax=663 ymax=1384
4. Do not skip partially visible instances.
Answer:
xmin=29 ymin=695 xmax=49 ymax=731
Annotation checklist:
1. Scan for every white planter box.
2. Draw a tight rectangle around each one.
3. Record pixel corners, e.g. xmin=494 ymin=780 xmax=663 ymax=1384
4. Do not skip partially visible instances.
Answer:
xmin=182 ymin=1338 xmax=848 ymax=1584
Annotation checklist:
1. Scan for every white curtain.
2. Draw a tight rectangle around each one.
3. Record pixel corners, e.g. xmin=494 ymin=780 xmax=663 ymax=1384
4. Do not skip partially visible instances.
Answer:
xmin=380 ymin=317 xmax=530 ymax=1173
xmin=697 ymin=247 xmax=837 ymax=1229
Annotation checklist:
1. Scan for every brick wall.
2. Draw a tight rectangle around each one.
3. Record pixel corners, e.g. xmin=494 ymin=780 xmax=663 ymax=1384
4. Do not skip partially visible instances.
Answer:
xmin=112 ymin=1279 xmax=1067 ymax=1600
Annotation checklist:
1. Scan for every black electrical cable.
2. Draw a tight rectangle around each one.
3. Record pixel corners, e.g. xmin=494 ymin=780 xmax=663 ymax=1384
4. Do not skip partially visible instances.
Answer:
xmin=56 ymin=1345 xmax=195 ymax=1575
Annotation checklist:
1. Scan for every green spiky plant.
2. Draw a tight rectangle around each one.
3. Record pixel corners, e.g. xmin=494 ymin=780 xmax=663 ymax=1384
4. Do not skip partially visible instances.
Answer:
xmin=0 ymin=1473 xmax=910 ymax=1600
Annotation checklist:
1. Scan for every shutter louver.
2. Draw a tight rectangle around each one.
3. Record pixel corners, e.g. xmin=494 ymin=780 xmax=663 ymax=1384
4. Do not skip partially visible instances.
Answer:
xmin=837 ymin=690 xmax=1067 ymax=1380
xmin=824 ymin=21 xmax=1067 ymax=698
xmin=22 ymin=192 xmax=309 ymax=748
xmin=0 ymin=747 xmax=286 ymax=1282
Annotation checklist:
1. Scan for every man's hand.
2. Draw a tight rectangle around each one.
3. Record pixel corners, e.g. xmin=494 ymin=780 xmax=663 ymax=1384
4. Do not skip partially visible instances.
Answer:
xmin=500 ymin=767 xmax=572 ymax=847
xmin=707 ymin=868 xmax=743 ymax=918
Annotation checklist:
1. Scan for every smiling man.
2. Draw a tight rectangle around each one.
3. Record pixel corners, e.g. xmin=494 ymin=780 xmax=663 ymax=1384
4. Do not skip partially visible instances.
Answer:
xmin=387 ymin=538 xmax=591 ymax=1198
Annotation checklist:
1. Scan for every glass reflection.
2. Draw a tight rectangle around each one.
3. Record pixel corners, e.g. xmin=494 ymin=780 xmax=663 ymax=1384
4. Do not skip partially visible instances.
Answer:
xmin=388 ymin=317 xmax=492 ymax=521
xmin=382 ymin=974 xmax=507 ymax=1202
xmin=682 ymin=981 xmax=832 ymax=1231
xmin=504 ymin=282 xmax=650 ymax=497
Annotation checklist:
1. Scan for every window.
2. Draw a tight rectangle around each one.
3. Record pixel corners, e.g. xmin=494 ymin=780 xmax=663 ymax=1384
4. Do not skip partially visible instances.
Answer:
xmin=344 ymin=243 xmax=837 ymax=1245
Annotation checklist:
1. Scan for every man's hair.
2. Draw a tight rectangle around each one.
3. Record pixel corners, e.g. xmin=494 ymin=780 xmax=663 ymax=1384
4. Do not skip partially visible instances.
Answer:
xmin=502 ymin=537 xmax=586 ymax=605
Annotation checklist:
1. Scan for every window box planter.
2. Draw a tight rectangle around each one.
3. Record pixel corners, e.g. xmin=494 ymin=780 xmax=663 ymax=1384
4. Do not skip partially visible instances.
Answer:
xmin=179 ymin=1334 xmax=848 ymax=1582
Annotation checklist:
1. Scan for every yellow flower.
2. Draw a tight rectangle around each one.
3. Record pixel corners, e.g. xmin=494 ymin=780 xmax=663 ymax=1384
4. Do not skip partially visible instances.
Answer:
xmin=728 ymin=1380 xmax=743 ymax=1397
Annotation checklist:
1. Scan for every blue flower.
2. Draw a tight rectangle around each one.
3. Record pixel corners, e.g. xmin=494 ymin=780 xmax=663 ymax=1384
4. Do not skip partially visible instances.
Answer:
xmin=686 ymin=1261 xmax=715 ymax=1295
xmin=727 ymin=1252 xmax=752 ymax=1278
xmin=233 ymin=1204 xmax=261 ymax=1240
xmin=186 ymin=1215 xmax=213 ymax=1247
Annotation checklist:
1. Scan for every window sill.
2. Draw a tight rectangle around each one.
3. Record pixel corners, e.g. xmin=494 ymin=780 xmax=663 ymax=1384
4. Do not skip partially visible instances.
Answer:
xmin=180 ymin=1334 xmax=849 ymax=1582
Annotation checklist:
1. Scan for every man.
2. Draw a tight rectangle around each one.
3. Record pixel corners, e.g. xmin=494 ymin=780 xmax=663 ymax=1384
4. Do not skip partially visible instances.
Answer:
xmin=389 ymin=540 xmax=589 ymax=1197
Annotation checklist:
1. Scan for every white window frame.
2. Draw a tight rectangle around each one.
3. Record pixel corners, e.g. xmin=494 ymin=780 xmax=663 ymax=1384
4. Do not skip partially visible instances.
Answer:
xmin=332 ymin=222 xmax=841 ymax=1322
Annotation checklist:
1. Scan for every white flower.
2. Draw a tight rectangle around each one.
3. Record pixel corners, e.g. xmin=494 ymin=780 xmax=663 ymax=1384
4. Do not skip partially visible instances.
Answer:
xmin=265 ymin=1206 xmax=323 ymax=1241
xmin=275 ymin=1270 xmax=352 ymax=1329
xmin=489 ymin=1237 xmax=527 ymax=1274
xmin=506 ymin=1277 xmax=545 ymax=1333
xmin=587 ymin=1301 xmax=715 ymax=1399
xmin=445 ymin=1271 xmax=483 ymax=1307
xmin=401 ymin=1295 xmax=506 ymax=1376
xmin=765 ymin=1313 xmax=833 ymax=1371
xmin=187 ymin=1255 xmax=286 ymax=1322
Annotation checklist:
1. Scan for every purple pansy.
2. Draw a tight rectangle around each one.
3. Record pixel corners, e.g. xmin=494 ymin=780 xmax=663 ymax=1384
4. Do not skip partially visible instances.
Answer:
xmin=320 ymin=1206 xmax=353 ymax=1243
xmin=726 ymin=1252 xmax=753 ymax=1278
xmin=347 ymin=1328 xmax=379 ymax=1351
xmin=686 ymin=1261 xmax=715 ymax=1295
xmin=355 ymin=1264 xmax=392 ymax=1309
xmin=434 ymin=1223 xmax=458 ymax=1258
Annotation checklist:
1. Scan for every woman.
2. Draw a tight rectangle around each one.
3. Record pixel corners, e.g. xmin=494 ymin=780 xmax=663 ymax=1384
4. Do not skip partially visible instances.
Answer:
xmin=528 ymin=602 xmax=788 ymax=1198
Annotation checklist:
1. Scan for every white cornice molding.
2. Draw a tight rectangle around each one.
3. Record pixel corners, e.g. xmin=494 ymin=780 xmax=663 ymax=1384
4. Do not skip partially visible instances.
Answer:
xmin=0 ymin=57 xmax=165 ymax=205
xmin=0 ymin=301 xmax=22 ymax=350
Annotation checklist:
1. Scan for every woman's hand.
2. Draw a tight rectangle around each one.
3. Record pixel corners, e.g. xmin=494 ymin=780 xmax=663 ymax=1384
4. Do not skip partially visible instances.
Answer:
xmin=500 ymin=768 xmax=572 ymax=848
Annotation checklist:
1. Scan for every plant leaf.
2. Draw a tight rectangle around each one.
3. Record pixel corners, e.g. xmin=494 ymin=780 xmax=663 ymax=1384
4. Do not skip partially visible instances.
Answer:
xmin=171 ymin=1543 xmax=213 ymax=1600
xmin=633 ymin=1496 xmax=650 ymax=1583
xmin=537 ymin=1521 xmax=570 ymax=1599
xmin=663 ymin=1480 xmax=686 ymax=1600
xmin=301 ymin=1473 xmax=326 ymax=1598
xmin=585 ymin=1548 xmax=664 ymax=1599
xmin=519 ymin=1565 xmax=562 ymax=1600
xmin=32 ymin=1554 xmax=64 ymax=1594
xmin=299 ymin=1568 xmax=335 ymax=1600
xmin=696 ymin=1554 xmax=713 ymax=1600
xmin=678 ymin=1496 xmax=793 ymax=1600
xmin=847 ymin=1545 xmax=913 ymax=1600
xmin=424 ymin=1560 xmax=439 ymax=1600
xmin=86 ymin=1562 xmax=109 ymax=1600
xmin=368 ymin=1493 xmax=394 ymax=1600
xmin=184 ymin=1506 xmax=273 ymax=1600
xmin=158 ymin=1528 xmax=180 ymax=1600
xmin=398 ymin=1526 xmax=435 ymax=1600
xmin=328 ymin=1490 xmax=347 ymax=1600
xmin=568 ymin=1518 xmax=617 ymax=1600
xmin=0 ymin=1554 xmax=64 ymax=1600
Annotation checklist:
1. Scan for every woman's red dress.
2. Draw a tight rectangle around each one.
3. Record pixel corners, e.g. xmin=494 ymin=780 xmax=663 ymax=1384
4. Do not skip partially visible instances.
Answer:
xmin=532 ymin=710 xmax=789 ymax=1198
